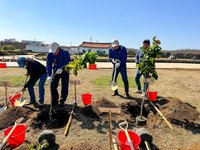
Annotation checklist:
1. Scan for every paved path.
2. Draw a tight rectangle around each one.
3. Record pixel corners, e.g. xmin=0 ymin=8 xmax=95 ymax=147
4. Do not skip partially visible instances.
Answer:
xmin=1 ymin=61 xmax=200 ymax=69
xmin=0 ymin=55 xmax=200 ymax=69
xmin=97 ymin=62 xmax=200 ymax=69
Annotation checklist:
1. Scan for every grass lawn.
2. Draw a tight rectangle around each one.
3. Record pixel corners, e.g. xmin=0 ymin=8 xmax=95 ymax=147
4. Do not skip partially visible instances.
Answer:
xmin=0 ymin=75 xmax=48 ymax=87
xmin=93 ymin=75 xmax=137 ymax=88
xmin=0 ymin=75 xmax=25 ymax=86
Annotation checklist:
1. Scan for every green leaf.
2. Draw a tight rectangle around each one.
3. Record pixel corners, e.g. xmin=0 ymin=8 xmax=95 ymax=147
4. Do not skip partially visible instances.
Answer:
xmin=152 ymin=72 xmax=158 ymax=80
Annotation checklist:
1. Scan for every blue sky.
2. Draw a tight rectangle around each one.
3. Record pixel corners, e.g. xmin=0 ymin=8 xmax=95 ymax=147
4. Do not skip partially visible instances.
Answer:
xmin=0 ymin=0 xmax=199 ymax=50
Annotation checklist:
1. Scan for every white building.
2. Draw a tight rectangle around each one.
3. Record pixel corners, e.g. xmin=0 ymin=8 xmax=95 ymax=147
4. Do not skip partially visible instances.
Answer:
xmin=79 ymin=42 xmax=111 ymax=55
xmin=4 ymin=38 xmax=16 ymax=42
xmin=22 ymin=40 xmax=49 ymax=53
xmin=69 ymin=46 xmax=79 ymax=54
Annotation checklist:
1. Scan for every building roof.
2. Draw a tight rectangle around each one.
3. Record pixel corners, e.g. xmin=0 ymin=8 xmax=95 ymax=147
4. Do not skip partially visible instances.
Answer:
xmin=79 ymin=42 xmax=111 ymax=49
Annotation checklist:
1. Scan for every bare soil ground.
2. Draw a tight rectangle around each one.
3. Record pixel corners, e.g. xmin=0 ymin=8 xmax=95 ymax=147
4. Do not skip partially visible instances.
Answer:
xmin=0 ymin=68 xmax=200 ymax=150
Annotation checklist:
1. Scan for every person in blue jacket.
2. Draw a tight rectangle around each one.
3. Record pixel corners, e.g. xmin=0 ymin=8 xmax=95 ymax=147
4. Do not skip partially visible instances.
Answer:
xmin=17 ymin=57 xmax=47 ymax=107
xmin=109 ymin=39 xmax=130 ymax=99
xmin=46 ymin=42 xmax=71 ymax=107
xmin=134 ymin=39 xmax=150 ymax=94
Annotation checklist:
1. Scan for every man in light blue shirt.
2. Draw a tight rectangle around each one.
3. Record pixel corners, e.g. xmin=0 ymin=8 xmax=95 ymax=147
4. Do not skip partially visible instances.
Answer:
xmin=134 ymin=39 xmax=150 ymax=94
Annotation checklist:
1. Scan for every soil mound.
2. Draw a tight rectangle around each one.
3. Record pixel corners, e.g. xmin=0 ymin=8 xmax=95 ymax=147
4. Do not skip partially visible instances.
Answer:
xmin=147 ymin=97 xmax=200 ymax=132
xmin=0 ymin=106 xmax=33 ymax=130
xmin=91 ymin=98 xmax=118 ymax=116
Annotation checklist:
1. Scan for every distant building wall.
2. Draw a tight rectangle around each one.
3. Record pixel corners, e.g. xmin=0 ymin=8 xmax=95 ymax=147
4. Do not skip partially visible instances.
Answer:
xmin=25 ymin=44 xmax=48 ymax=53
xmin=79 ymin=47 xmax=109 ymax=55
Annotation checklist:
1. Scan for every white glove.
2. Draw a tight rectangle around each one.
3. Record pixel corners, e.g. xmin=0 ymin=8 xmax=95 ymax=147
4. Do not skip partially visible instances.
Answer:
xmin=115 ymin=62 xmax=120 ymax=68
xmin=47 ymin=76 xmax=52 ymax=83
xmin=111 ymin=59 xmax=115 ymax=64
xmin=56 ymin=68 xmax=63 ymax=74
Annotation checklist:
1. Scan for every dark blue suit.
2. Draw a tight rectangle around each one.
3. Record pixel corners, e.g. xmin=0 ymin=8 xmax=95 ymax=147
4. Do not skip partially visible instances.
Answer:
xmin=109 ymin=45 xmax=129 ymax=95
xmin=46 ymin=48 xmax=71 ymax=106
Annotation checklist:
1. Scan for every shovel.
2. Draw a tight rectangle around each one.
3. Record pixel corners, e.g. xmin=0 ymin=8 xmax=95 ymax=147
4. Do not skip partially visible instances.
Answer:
xmin=13 ymin=76 xmax=30 ymax=107
xmin=119 ymin=121 xmax=134 ymax=150
xmin=109 ymin=60 xmax=120 ymax=91
xmin=49 ymin=65 xmax=66 ymax=121
xmin=98 ymin=107 xmax=121 ymax=150
xmin=0 ymin=117 xmax=24 ymax=150
xmin=0 ymin=92 xmax=21 ymax=113
xmin=14 ymin=91 xmax=27 ymax=107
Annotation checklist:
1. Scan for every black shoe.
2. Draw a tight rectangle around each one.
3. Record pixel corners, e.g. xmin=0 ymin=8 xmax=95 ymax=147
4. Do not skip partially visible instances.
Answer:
xmin=27 ymin=101 xmax=36 ymax=105
xmin=112 ymin=90 xmax=119 ymax=96
xmin=59 ymin=102 xmax=66 ymax=108
xmin=52 ymin=104 xmax=60 ymax=110
xmin=33 ymin=103 xmax=40 ymax=108
xmin=112 ymin=92 xmax=119 ymax=96
xmin=125 ymin=93 xmax=131 ymax=99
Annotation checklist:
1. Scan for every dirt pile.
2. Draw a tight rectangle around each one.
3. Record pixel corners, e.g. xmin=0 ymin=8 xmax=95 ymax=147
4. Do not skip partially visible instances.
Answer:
xmin=0 ymin=106 xmax=33 ymax=130
xmin=147 ymin=97 xmax=200 ymax=132
xmin=91 ymin=98 xmax=118 ymax=116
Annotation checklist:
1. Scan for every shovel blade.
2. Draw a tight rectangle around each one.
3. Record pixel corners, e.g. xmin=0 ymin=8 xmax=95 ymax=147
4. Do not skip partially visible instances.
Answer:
xmin=109 ymin=81 xmax=118 ymax=91
xmin=0 ymin=106 xmax=7 ymax=113
xmin=14 ymin=98 xmax=27 ymax=107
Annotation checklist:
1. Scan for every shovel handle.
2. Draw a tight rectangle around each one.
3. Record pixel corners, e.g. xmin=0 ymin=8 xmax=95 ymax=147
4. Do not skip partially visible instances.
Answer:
xmin=0 ymin=117 xmax=24 ymax=150
xmin=64 ymin=103 xmax=76 ymax=136
xmin=15 ymin=117 xmax=24 ymax=125
xmin=112 ymin=138 xmax=119 ymax=150
xmin=145 ymin=141 xmax=151 ymax=150
xmin=150 ymin=101 xmax=173 ymax=130
xmin=119 ymin=121 xmax=128 ymax=130
xmin=119 ymin=121 xmax=134 ymax=150
xmin=124 ymin=130 xmax=134 ymax=150
xmin=64 ymin=114 xmax=72 ymax=136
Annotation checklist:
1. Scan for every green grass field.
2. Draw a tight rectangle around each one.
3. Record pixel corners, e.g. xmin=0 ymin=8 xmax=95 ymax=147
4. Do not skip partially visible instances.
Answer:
xmin=0 ymin=76 xmax=25 ymax=86
xmin=0 ymin=75 xmax=49 ymax=87
xmin=92 ymin=75 xmax=137 ymax=88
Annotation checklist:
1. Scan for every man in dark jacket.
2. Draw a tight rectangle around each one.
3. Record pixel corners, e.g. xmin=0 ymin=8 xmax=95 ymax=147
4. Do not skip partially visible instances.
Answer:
xmin=17 ymin=57 xmax=47 ymax=105
xmin=109 ymin=39 xmax=130 ymax=99
xmin=46 ymin=42 xmax=71 ymax=107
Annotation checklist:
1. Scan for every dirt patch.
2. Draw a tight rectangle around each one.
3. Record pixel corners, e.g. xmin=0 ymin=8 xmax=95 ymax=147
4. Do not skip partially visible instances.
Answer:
xmin=178 ymin=142 xmax=200 ymax=150
xmin=147 ymin=97 xmax=200 ymax=132
xmin=91 ymin=98 xmax=118 ymax=116
xmin=0 ymin=106 xmax=33 ymax=130
xmin=31 ymin=105 xmax=70 ymax=129
xmin=60 ymin=141 xmax=93 ymax=150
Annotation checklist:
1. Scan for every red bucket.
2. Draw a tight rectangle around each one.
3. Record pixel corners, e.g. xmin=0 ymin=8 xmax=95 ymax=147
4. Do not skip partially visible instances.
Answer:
xmin=89 ymin=64 xmax=97 ymax=70
xmin=0 ymin=63 xmax=7 ymax=68
xmin=9 ymin=93 xmax=22 ymax=106
xmin=4 ymin=124 xmax=27 ymax=149
xmin=118 ymin=130 xmax=141 ymax=150
xmin=81 ymin=93 xmax=92 ymax=105
xmin=147 ymin=91 xmax=157 ymax=101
